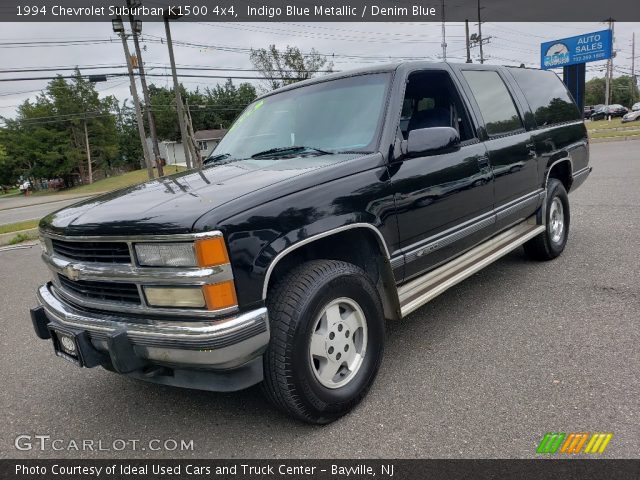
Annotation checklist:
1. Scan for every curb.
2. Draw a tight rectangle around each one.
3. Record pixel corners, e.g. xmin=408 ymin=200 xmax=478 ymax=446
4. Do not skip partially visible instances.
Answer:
xmin=0 ymin=228 xmax=39 ymax=246
xmin=590 ymin=135 xmax=640 ymax=143
xmin=0 ymin=193 xmax=99 ymax=212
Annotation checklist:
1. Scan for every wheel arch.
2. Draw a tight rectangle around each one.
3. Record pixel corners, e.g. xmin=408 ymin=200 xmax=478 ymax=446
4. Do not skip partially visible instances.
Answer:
xmin=546 ymin=156 xmax=573 ymax=192
xmin=262 ymin=224 xmax=401 ymax=321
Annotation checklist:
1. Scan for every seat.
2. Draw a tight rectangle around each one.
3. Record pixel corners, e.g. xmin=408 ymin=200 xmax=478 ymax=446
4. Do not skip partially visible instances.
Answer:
xmin=408 ymin=107 xmax=451 ymax=131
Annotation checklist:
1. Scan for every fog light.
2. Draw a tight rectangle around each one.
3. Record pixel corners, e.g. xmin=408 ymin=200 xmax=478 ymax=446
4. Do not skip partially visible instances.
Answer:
xmin=59 ymin=335 xmax=76 ymax=354
xmin=143 ymin=286 xmax=206 ymax=308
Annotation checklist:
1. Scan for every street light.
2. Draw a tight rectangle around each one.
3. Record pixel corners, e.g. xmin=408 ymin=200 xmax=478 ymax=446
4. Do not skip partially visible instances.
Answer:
xmin=111 ymin=17 xmax=124 ymax=34
xmin=133 ymin=19 xmax=142 ymax=35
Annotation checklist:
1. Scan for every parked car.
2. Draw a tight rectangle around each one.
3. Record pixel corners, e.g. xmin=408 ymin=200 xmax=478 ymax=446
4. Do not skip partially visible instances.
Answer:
xmin=621 ymin=109 xmax=640 ymax=123
xmin=631 ymin=102 xmax=640 ymax=112
xmin=583 ymin=105 xmax=596 ymax=119
xmin=31 ymin=62 xmax=591 ymax=424
xmin=591 ymin=104 xmax=629 ymax=120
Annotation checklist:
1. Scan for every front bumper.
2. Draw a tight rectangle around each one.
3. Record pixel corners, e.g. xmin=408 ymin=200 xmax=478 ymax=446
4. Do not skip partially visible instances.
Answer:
xmin=32 ymin=282 xmax=270 ymax=391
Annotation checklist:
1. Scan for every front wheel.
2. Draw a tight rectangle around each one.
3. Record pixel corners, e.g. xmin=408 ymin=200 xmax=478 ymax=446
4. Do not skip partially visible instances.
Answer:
xmin=262 ymin=260 xmax=385 ymax=424
xmin=524 ymin=178 xmax=570 ymax=261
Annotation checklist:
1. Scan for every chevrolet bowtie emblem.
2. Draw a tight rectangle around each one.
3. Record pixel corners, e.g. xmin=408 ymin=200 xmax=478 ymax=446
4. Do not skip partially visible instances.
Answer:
xmin=63 ymin=264 xmax=81 ymax=281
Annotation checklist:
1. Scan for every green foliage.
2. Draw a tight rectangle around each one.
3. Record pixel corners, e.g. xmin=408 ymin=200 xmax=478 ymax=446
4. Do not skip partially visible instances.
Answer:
xmin=585 ymin=75 xmax=639 ymax=107
xmin=0 ymin=73 xmax=257 ymax=186
xmin=148 ymin=80 xmax=257 ymax=141
xmin=0 ymin=71 xmax=122 ymax=186
xmin=9 ymin=232 xmax=33 ymax=245
xmin=249 ymin=45 xmax=333 ymax=91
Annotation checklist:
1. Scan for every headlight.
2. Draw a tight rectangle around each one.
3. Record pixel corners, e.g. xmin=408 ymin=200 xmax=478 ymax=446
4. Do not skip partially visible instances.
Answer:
xmin=134 ymin=237 xmax=229 ymax=267
xmin=144 ymin=286 xmax=206 ymax=308
xmin=135 ymin=243 xmax=196 ymax=267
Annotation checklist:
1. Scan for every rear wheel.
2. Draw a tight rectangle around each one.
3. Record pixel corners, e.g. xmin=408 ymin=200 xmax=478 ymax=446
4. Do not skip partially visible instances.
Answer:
xmin=262 ymin=260 xmax=385 ymax=424
xmin=524 ymin=178 xmax=570 ymax=261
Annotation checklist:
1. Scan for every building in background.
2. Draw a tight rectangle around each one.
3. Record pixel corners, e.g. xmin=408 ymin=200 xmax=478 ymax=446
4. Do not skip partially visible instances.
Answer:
xmin=194 ymin=129 xmax=228 ymax=160
xmin=152 ymin=129 xmax=228 ymax=167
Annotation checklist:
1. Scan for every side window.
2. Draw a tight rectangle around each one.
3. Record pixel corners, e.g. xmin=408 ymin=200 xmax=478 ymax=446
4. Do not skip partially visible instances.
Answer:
xmin=400 ymin=70 xmax=475 ymax=142
xmin=509 ymin=68 xmax=581 ymax=127
xmin=462 ymin=70 xmax=523 ymax=136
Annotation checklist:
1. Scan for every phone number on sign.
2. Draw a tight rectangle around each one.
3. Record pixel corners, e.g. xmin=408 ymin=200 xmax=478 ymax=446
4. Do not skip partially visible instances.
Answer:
xmin=16 ymin=5 xmax=237 ymax=18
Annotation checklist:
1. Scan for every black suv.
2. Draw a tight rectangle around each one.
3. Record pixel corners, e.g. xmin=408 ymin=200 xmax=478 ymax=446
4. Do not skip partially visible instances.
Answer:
xmin=31 ymin=62 xmax=590 ymax=423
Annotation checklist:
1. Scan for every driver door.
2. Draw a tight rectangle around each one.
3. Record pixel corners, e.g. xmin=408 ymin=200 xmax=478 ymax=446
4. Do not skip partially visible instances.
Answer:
xmin=391 ymin=68 xmax=495 ymax=281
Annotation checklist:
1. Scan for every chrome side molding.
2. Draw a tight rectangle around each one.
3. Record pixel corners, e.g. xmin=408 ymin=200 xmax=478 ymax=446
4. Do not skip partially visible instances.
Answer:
xmin=398 ymin=216 xmax=544 ymax=317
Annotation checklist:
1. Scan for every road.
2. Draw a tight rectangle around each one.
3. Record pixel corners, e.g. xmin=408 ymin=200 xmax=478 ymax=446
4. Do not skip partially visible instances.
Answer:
xmin=0 ymin=141 xmax=638 ymax=459
xmin=0 ymin=195 xmax=91 ymax=225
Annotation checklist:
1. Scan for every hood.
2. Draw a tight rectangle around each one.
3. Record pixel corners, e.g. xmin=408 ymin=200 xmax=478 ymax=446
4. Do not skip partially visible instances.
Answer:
xmin=40 ymin=154 xmax=362 ymax=236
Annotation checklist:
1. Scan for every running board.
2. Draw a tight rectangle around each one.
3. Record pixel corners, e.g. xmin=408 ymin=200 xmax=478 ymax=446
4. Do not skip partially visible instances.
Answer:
xmin=398 ymin=219 xmax=545 ymax=317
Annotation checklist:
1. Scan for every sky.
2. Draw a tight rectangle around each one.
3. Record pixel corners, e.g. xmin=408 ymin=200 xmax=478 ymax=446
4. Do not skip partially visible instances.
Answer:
xmin=1 ymin=21 xmax=638 ymax=120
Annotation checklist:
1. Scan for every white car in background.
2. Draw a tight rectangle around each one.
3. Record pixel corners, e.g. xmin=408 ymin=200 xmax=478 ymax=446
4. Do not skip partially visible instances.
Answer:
xmin=621 ymin=107 xmax=640 ymax=123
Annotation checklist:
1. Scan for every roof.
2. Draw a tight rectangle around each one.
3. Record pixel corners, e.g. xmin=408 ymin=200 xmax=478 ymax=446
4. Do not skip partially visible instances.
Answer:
xmin=194 ymin=129 xmax=227 ymax=140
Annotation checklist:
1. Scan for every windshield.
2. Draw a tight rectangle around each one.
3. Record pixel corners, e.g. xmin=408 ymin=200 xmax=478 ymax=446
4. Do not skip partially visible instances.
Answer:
xmin=210 ymin=73 xmax=391 ymax=160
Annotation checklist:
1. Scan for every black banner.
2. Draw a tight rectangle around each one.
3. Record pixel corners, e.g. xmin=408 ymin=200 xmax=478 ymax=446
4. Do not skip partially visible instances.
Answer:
xmin=0 ymin=0 xmax=639 ymax=22
xmin=1 ymin=460 xmax=640 ymax=480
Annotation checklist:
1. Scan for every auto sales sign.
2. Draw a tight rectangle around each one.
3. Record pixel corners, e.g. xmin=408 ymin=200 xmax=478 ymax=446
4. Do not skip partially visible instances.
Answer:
xmin=541 ymin=29 xmax=612 ymax=69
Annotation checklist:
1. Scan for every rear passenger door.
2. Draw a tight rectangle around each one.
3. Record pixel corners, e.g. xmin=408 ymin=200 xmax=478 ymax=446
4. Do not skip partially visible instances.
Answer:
xmin=454 ymin=67 xmax=541 ymax=232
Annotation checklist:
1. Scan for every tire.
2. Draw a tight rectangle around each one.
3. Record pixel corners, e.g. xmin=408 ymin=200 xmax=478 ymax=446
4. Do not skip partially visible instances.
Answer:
xmin=262 ymin=259 xmax=385 ymax=424
xmin=524 ymin=178 xmax=570 ymax=261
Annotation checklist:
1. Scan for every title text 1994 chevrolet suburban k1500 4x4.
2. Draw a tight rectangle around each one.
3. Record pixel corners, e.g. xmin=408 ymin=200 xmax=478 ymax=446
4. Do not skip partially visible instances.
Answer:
xmin=31 ymin=62 xmax=590 ymax=423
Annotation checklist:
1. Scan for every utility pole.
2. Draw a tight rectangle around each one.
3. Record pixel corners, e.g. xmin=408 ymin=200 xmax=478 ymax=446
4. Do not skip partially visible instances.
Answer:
xmin=184 ymin=98 xmax=201 ymax=168
xmin=465 ymin=19 xmax=472 ymax=63
xmin=604 ymin=18 xmax=614 ymax=107
xmin=440 ymin=0 xmax=447 ymax=61
xmin=477 ymin=0 xmax=484 ymax=64
xmin=83 ymin=119 xmax=92 ymax=184
xmin=114 ymin=18 xmax=154 ymax=180
xmin=126 ymin=0 xmax=164 ymax=177
xmin=163 ymin=12 xmax=193 ymax=169
xmin=631 ymin=32 xmax=636 ymax=104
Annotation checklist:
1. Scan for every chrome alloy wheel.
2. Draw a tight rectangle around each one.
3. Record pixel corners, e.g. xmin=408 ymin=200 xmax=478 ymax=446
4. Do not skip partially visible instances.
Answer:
xmin=309 ymin=297 xmax=368 ymax=389
xmin=549 ymin=197 xmax=565 ymax=244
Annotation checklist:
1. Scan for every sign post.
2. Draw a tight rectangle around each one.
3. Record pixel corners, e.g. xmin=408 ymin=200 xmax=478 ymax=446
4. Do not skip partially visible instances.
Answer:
xmin=541 ymin=29 xmax=613 ymax=112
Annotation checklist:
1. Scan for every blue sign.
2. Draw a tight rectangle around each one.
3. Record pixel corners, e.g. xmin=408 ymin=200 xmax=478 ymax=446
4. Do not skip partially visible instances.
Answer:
xmin=541 ymin=29 xmax=612 ymax=70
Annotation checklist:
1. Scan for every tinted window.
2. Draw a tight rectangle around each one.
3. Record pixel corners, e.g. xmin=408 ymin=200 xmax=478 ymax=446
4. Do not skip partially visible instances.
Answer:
xmin=462 ymin=70 xmax=523 ymax=136
xmin=400 ymin=70 xmax=475 ymax=141
xmin=509 ymin=68 xmax=580 ymax=126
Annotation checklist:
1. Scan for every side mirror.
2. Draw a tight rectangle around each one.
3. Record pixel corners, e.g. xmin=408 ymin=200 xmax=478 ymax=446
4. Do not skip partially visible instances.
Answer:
xmin=406 ymin=127 xmax=460 ymax=156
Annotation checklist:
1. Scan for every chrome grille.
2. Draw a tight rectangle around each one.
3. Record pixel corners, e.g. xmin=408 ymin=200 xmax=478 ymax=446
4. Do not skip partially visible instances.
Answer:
xmin=51 ymin=239 xmax=131 ymax=264
xmin=58 ymin=275 xmax=141 ymax=304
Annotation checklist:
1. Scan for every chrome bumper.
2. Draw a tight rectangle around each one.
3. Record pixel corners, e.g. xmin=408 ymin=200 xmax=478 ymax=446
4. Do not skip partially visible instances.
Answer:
xmin=36 ymin=283 xmax=269 ymax=370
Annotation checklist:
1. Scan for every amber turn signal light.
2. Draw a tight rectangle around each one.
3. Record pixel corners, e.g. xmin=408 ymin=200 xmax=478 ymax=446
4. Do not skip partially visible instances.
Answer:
xmin=195 ymin=237 xmax=229 ymax=267
xmin=203 ymin=281 xmax=238 ymax=310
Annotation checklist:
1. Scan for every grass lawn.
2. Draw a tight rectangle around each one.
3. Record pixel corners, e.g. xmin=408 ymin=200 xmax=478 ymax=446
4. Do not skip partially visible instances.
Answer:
xmin=590 ymin=129 xmax=640 ymax=139
xmin=586 ymin=117 xmax=640 ymax=131
xmin=0 ymin=219 xmax=39 ymax=234
xmin=32 ymin=165 xmax=186 ymax=197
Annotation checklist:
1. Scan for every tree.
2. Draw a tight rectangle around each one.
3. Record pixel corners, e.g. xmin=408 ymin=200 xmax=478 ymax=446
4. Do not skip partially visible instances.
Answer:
xmin=249 ymin=45 xmax=333 ymax=91
xmin=585 ymin=75 xmax=639 ymax=107
xmin=0 ymin=71 xmax=120 ymax=187
xmin=147 ymin=80 xmax=257 ymax=140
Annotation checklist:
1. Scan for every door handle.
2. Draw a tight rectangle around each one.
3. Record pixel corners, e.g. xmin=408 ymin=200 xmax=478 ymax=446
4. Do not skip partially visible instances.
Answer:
xmin=525 ymin=142 xmax=537 ymax=158
xmin=477 ymin=155 xmax=490 ymax=169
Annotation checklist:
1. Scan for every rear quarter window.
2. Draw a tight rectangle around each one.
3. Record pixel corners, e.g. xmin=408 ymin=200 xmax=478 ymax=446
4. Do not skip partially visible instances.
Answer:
xmin=509 ymin=68 xmax=581 ymax=127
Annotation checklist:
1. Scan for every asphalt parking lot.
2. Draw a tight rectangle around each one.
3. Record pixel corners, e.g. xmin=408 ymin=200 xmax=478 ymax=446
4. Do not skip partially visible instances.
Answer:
xmin=0 ymin=141 xmax=638 ymax=459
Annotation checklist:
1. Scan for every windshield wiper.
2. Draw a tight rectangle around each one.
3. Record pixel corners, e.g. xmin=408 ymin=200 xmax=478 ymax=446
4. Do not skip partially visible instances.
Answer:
xmin=251 ymin=146 xmax=333 ymax=159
